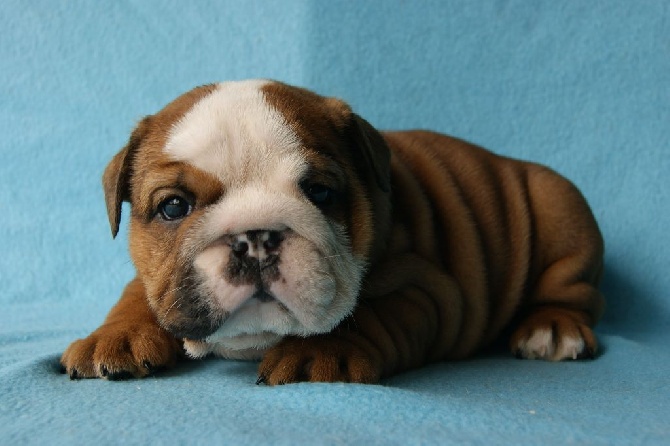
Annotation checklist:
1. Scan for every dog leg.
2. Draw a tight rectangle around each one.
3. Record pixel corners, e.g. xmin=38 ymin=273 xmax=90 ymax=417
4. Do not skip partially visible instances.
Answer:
xmin=257 ymin=295 xmax=430 ymax=385
xmin=510 ymin=256 xmax=603 ymax=361
xmin=60 ymin=277 xmax=182 ymax=379
xmin=510 ymin=167 xmax=605 ymax=361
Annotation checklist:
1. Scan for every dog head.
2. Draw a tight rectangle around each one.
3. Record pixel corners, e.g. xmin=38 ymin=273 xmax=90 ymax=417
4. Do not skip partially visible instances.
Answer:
xmin=103 ymin=80 xmax=391 ymax=359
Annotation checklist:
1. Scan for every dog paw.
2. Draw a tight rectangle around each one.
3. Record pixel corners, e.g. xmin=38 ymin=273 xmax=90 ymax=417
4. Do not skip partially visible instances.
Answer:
xmin=510 ymin=309 xmax=598 ymax=361
xmin=60 ymin=322 xmax=182 ymax=380
xmin=257 ymin=335 xmax=382 ymax=385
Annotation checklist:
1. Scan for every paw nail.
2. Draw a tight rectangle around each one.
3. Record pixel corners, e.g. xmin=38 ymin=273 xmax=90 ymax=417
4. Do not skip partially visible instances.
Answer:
xmin=143 ymin=361 xmax=155 ymax=373
xmin=100 ymin=365 xmax=109 ymax=377
xmin=69 ymin=370 xmax=79 ymax=380
xmin=256 ymin=375 xmax=267 ymax=385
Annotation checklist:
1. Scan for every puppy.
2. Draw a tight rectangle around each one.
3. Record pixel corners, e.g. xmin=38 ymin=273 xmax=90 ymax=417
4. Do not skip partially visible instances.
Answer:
xmin=60 ymin=80 xmax=604 ymax=384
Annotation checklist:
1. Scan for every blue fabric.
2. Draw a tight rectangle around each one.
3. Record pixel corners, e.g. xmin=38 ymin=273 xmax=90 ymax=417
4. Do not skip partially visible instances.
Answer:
xmin=2 ymin=0 xmax=668 ymax=444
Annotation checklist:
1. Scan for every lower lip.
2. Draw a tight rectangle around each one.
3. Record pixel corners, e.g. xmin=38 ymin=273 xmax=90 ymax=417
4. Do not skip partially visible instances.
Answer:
xmin=252 ymin=290 xmax=275 ymax=302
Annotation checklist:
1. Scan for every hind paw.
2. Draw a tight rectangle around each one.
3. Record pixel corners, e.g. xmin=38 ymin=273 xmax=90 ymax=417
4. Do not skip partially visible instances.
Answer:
xmin=510 ymin=309 xmax=597 ymax=361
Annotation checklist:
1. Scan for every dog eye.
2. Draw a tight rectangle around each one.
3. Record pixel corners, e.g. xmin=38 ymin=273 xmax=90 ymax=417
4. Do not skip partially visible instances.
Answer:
xmin=304 ymin=183 xmax=334 ymax=206
xmin=158 ymin=196 xmax=192 ymax=221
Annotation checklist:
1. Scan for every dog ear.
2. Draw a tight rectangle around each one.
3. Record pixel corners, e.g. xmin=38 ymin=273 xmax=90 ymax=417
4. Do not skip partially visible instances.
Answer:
xmin=102 ymin=116 xmax=152 ymax=238
xmin=324 ymin=97 xmax=390 ymax=193
xmin=349 ymin=113 xmax=391 ymax=193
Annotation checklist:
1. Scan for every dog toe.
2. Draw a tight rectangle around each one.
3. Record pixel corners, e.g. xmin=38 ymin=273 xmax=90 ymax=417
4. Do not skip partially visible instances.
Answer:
xmin=510 ymin=309 xmax=598 ymax=361
xmin=259 ymin=335 xmax=381 ymax=385
xmin=61 ymin=337 xmax=99 ymax=379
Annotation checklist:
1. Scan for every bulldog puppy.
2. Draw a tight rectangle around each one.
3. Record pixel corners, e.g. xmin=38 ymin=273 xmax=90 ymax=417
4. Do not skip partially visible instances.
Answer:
xmin=60 ymin=80 xmax=605 ymax=384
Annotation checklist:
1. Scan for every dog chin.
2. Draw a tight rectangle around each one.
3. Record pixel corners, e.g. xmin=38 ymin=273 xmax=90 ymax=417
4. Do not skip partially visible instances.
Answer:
xmin=183 ymin=331 xmax=284 ymax=360
xmin=181 ymin=279 xmax=347 ymax=360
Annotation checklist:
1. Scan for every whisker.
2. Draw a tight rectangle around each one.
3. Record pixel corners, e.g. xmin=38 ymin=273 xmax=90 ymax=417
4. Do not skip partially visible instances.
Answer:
xmin=161 ymin=285 xmax=189 ymax=319
xmin=321 ymin=254 xmax=345 ymax=260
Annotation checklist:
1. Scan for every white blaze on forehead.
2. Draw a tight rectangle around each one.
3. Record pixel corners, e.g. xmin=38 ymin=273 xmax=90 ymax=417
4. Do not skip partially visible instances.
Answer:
xmin=164 ymin=80 xmax=306 ymax=186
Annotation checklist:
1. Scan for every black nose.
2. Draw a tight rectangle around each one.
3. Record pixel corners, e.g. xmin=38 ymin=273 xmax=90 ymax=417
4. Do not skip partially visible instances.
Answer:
xmin=231 ymin=230 xmax=283 ymax=259
xmin=262 ymin=230 xmax=282 ymax=252
xmin=231 ymin=239 xmax=249 ymax=257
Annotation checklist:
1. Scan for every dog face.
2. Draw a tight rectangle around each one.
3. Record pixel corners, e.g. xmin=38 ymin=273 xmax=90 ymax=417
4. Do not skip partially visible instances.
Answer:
xmin=103 ymin=80 xmax=391 ymax=359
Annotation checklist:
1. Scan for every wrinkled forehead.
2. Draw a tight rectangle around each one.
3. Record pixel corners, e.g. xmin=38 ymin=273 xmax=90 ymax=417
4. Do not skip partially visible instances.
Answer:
xmin=162 ymin=80 xmax=307 ymax=187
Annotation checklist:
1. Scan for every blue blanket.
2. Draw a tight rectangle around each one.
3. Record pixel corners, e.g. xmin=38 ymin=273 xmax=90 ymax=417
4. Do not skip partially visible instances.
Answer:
xmin=2 ymin=1 xmax=668 ymax=444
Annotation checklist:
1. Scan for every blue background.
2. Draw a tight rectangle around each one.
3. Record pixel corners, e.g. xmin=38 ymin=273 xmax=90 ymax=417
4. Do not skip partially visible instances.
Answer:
xmin=1 ymin=1 xmax=668 ymax=444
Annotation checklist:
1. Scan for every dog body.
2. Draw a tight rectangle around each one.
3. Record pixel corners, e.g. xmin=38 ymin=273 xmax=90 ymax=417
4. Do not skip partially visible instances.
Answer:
xmin=61 ymin=80 xmax=604 ymax=383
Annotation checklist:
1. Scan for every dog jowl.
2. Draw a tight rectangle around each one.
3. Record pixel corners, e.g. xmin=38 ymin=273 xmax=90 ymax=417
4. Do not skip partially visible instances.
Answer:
xmin=61 ymin=80 xmax=604 ymax=384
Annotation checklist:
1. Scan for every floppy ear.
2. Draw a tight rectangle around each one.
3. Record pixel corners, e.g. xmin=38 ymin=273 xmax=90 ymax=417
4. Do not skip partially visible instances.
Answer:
xmin=324 ymin=97 xmax=390 ymax=192
xmin=102 ymin=116 xmax=152 ymax=238
xmin=349 ymin=113 xmax=391 ymax=193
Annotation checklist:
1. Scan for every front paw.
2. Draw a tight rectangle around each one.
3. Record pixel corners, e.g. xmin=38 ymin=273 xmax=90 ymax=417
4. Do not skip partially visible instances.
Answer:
xmin=257 ymin=335 xmax=382 ymax=385
xmin=60 ymin=322 xmax=182 ymax=380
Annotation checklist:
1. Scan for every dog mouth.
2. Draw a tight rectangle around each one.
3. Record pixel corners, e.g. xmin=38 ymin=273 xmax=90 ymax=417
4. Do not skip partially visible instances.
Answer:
xmin=174 ymin=288 xmax=282 ymax=339
xmin=242 ymin=287 xmax=290 ymax=315
xmin=251 ymin=288 xmax=275 ymax=303
xmin=188 ymin=286 xmax=291 ymax=348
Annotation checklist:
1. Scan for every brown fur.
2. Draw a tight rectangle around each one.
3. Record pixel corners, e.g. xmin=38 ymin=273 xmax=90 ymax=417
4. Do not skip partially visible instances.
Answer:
xmin=61 ymin=278 xmax=183 ymax=379
xmin=257 ymin=131 xmax=603 ymax=384
xmin=61 ymin=81 xmax=604 ymax=384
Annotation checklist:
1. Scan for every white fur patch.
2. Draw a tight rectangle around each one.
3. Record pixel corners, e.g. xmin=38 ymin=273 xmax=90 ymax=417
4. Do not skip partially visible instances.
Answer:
xmin=164 ymin=80 xmax=306 ymax=188
xmin=516 ymin=328 xmax=586 ymax=361
xmin=555 ymin=335 xmax=585 ymax=360
xmin=518 ymin=329 xmax=554 ymax=360
xmin=183 ymin=334 xmax=281 ymax=360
